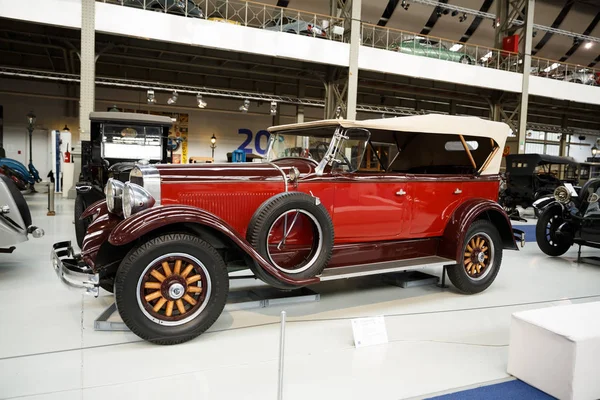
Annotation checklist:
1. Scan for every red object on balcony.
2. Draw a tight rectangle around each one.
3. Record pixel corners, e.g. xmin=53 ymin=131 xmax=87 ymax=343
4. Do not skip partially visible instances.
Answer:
xmin=502 ymin=35 xmax=519 ymax=54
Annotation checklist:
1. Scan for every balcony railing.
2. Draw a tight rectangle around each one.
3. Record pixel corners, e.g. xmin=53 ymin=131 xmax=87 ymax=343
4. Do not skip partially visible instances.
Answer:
xmin=530 ymin=56 xmax=599 ymax=87
xmin=362 ymin=23 xmax=599 ymax=88
xmin=96 ymin=1 xmax=600 ymax=88
xmin=98 ymin=0 xmax=346 ymax=41
xmin=361 ymin=23 xmax=521 ymax=72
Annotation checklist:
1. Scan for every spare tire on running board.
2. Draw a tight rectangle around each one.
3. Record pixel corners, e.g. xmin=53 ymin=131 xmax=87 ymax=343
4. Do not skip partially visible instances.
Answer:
xmin=246 ymin=192 xmax=334 ymax=289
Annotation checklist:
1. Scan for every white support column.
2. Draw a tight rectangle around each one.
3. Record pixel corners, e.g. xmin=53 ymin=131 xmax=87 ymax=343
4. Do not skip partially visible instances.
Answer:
xmin=80 ymin=0 xmax=95 ymax=142
xmin=517 ymin=0 xmax=534 ymax=154
xmin=297 ymin=82 xmax=305 ymax=123
xmin=346 ymin=0 xmax=361 ymax=120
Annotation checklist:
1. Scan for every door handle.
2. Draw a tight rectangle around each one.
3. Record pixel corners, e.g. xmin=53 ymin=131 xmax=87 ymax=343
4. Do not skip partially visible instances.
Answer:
xmin=454 ymin=188 xmax=462 ymax=195
xmin=396 ymin=189 xmax=406 ymax=196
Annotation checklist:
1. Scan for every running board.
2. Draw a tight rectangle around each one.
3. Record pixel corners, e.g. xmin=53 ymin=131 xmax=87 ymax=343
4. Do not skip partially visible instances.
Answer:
xmin=318 ymin=256 xmax=455 ymax=281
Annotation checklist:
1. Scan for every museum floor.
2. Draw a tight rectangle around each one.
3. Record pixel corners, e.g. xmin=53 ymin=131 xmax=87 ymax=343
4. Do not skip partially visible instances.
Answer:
xmin=2 ymin=195 xmax=600 ymax=400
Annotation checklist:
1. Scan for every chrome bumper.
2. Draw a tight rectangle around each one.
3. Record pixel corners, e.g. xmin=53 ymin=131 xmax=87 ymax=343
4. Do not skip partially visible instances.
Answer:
xmin=51 ymin=241 xmax=99 ymax=297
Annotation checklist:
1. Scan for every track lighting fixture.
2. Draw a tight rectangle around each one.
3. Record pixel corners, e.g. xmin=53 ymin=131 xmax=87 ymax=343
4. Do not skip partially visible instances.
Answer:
xmin=451 ymin=10 xmax=458 ymax=17
xmin=167 ymin=91 xmax=178 ymax=105
xmin=239 ymin=99 xmax=250 ymax=113
xmin=459 ymin=13 xmax=467 ymax=23
xmin=532 ymin=30 xmax=538 ymax=37
xmin=442 ymin=9 xmax=449 ymax=15
xmin=270 ymin=101 xmax=278 ymax=116
xmin=401 ymin=0 xmax=409 ymax=10
xmin=573 ymin=37 xmax=580 ymax=46
xmin=196 ymin=94 xmax=207 ymax=108
xmin=436 ymin=7 xmax=442 ymax=17
xmin=147 ymin=89 xmax=156 ymax=104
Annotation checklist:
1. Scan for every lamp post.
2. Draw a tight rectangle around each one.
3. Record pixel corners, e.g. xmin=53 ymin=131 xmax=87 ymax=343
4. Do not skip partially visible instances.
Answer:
xmin=26 ymin=111 xmax=36 ymax=166
xmin=592 ymin=145 xmax=598 ymax=160
xmin=210 ymin=134 xmax=217 ymax=161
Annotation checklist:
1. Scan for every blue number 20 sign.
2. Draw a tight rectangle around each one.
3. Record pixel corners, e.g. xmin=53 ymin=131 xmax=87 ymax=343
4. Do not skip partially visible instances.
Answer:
xmin=238 ymin=129 xmax=271 ymax=155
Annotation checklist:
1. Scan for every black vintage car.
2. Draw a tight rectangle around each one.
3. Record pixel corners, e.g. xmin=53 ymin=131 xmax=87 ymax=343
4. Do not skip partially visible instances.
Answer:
xmin=75 ymin=112 xmax=171 ymax=247
xmin=500 ymin=154 xmax=579 ymax=217
xmin=534 ymin=179 xmax=600 ymax=256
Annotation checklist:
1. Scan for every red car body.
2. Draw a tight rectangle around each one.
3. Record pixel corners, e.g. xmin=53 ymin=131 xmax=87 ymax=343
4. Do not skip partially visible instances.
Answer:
xmin=53 ymin=115 xmax=522 ymax=344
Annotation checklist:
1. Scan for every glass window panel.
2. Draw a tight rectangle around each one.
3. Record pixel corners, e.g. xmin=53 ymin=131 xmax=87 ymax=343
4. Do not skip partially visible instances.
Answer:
xmin=525 ymin=142 xmax=544 ymax=154
xmin=545 ymin=144 xmax=560 ymax=156
xmin=547 ymin=132 xmax=562 ymax=142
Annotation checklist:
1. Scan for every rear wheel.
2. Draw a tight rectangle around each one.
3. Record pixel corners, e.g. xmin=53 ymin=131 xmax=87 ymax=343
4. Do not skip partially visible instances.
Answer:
xmin=535 ymin=208 xmax=572 ymax=256
xmin=447 ymin=220 xmax=503 ymax=294
xmin=114 ymin=233 xmax=229 ymax=345
xmin=460 ymin=56 xmax=471 ymax=64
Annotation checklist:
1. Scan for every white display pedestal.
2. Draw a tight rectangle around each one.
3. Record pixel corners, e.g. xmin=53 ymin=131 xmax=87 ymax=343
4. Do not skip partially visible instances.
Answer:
xmin=507 ymin=301 xmax=600 ymax=400
xmin=61 ymin=163 xmax=74 ymax=198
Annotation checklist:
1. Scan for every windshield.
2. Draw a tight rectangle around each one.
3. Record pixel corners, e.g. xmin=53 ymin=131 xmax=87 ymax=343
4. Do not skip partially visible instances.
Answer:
xmin=266 ymin=129 xmax=369 ymax=172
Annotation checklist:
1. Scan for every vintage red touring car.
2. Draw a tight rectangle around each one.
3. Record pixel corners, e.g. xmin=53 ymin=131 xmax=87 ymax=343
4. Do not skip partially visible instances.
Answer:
xmin=52 ymin=114 xmax=523 ymax=344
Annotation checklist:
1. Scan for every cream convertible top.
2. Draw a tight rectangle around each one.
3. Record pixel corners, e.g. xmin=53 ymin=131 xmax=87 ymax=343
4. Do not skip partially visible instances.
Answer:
xmin=268 ymin=114 xmax=511 ymax=176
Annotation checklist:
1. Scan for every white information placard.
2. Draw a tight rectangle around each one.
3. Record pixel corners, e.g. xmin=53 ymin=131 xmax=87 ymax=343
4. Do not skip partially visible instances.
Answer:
xmin=351 ymin=316 xmax=388 ymax=348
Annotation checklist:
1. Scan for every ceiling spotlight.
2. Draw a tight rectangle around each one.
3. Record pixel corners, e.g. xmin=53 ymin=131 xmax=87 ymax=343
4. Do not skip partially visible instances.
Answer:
xmin=442 ymin=8 xmax=449 ymax=15
xmin=239 ymin=99 xmax=250 ymax=113
xmin=573 ymin=37 xmax=581 ymax=46
xmin=196 ymin=94 xmax=207 ymax=109
xmin=147 ymin=89 xmax=156 ymax=104
xmin=436 ymin=7 xmax=442 ymax=17
xmin=585 ymin=42 xmax=593 ymax=49
xmin=451 ymin=10 xmax=458 ymax=17
xmin=270 ymin=101 xmax=277 ymax=116
xmin=459 ymin=13 xmax=467 ymax=22
xmin=532 ymin=30 xmax=538 ymax=37
xmin=167 ymin=91 xmax=178 ymax=105
xmin=401 ymin=0 xmax=409 ymax=10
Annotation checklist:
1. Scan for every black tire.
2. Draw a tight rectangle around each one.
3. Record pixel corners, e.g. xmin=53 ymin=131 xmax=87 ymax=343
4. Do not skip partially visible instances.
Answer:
xmin=535 ymin=208 xmax=572 ymax=256
xmin=247 ymin=192 xmax=334 ymax=290
xmin=74 ymin=194 xmax=90 ymax=249
xmin=447 ymin=220 xmax=503 ymax=294
xmin=114 ymin=233 xmax=229 ymax=345
xmin=99 ymin=276 xmax=115 ymax=294
xmin=460 ymin=56 xmax=471 ymax=64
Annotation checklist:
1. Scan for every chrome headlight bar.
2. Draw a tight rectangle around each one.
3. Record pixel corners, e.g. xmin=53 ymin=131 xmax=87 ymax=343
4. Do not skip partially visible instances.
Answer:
xmin=105 ymin=179 xmax=125 ymax=214
xmin=122 ymin=182 xmax=155 ymax=218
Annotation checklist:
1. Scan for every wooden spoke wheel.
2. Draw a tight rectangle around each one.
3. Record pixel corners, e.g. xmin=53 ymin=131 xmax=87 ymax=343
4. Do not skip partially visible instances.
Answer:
xmin=137 ymin=253 xmax=210 ymax=326
xmin=463 ymin=233 xmax=494 ymax=280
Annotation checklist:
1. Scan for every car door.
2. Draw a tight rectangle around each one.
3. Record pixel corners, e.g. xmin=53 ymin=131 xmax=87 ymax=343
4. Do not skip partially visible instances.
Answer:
xmin=409 ymin=178 xmax=464 ymax=237
xmin=333 ymin=173 xmax=413 ymax=243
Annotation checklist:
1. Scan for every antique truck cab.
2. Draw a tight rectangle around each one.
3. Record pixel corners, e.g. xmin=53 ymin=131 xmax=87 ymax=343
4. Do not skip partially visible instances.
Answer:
xmin=75 ymin=112 xmax=171 ymax=247
xmin=53 ymin=115 xmax=522 ymax=345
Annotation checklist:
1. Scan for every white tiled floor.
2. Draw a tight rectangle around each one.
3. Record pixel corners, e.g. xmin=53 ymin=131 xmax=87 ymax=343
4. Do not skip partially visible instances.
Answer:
xmin=2 ymin=194 xmax=600 ymax=400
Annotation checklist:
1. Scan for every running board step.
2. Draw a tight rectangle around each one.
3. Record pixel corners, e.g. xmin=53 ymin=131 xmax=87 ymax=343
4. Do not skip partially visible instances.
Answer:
xmin=318 ymin=256 xmax=455 ymax=281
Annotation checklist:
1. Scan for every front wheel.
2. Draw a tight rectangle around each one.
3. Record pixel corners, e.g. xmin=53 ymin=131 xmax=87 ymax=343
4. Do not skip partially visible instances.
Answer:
xmin=535 ymin=209 xmax=572 ymax=256
xmin=114 ymin=233 xmax=229 ymax=345
xmin=447 ymin=220 xmax=503 ymax=294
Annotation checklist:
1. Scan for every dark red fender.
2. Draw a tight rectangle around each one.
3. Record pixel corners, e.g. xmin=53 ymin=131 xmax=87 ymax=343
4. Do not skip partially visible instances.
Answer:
xmin=437 ymin=198 xmax=517 ymax=262
xmin=80 ymin=201 xmax=123 ymax=268
xmin=108 ymin=205 xmax=319 ymax=286
xmin=80 ymin=199 xmax=108 ymax=220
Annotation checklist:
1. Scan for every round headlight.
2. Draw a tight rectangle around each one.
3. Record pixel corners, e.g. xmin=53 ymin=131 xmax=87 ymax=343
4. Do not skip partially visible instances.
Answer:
xmin=554 ymin=186 xmax=571 ymax=204
xmin=122 ymin=182 xmax=155 ymax=219
xmin=106 ymin=178 xmax=125 ymax=214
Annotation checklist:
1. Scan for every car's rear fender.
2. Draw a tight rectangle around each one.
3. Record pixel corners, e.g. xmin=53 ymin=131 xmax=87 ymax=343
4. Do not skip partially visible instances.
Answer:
xmin=108 ymin=204 xmax=319 ymax=286
xmin=438 ymin=198 xmax=518 ymax=262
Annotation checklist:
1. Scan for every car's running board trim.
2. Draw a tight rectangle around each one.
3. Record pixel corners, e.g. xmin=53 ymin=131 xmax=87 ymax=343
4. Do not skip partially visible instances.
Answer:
xmin=318 ymin=256 xmax=455 ymax=281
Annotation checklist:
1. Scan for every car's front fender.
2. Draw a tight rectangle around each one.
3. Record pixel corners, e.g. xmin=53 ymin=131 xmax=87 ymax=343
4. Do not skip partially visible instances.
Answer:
xmin=532 ymin=195 xmax=560 ymax=214
xmin=108 ymin=205 xmax=319 ymax=286
xmin=438 ymin=198 xmax=518 ymax=262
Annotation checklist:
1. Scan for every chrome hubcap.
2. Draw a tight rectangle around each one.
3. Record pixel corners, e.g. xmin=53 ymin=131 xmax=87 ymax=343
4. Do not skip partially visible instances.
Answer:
xmin=169 ymin=283 xmax=185 ymax=300
xmin=477 ymin=252 xmax=485 ymax=263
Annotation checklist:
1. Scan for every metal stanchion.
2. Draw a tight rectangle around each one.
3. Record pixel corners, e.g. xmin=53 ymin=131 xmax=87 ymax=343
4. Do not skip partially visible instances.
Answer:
xmin=47 ymin=182 xmax=56 ymax=216
xmin=277 ymin=311 xmax=286 ymax=400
